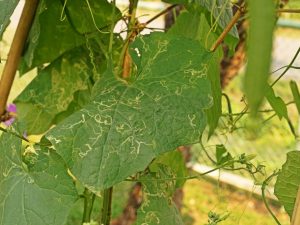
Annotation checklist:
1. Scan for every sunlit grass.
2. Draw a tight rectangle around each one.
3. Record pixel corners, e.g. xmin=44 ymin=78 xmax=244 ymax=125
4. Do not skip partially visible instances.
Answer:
xmin=182 ymin=178 xmax=290 ymax=225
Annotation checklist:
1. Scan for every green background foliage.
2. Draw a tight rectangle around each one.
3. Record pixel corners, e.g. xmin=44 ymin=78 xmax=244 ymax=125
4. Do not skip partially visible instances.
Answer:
xmin=0 ymin=0 xmax=299 ymax=224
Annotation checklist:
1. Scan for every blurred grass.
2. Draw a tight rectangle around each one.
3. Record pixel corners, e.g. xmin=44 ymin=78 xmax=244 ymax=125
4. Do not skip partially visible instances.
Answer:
xmin=182 ymin=178 xmax=290 ymax=225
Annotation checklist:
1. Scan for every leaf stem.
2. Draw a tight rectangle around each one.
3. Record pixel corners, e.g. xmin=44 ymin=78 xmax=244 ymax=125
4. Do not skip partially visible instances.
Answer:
xmin=82 ymin=188 xmax=96 ymax=224
xmin=117 ymin=0 xmax=138 ymax=78
xmin=0 ymin=0 xmax=39 ymax=116
xmin=0 ymin=127 xmax=29 ymax=143
xmin=100 ymin=187 xmax=113 ymax=225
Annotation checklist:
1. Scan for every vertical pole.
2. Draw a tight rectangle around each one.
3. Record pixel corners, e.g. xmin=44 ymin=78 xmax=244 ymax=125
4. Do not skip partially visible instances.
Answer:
xmin=0 ymin=0 xmax=39 ymax=116
xmin=292 ymin=186 xmax=300 ymax=225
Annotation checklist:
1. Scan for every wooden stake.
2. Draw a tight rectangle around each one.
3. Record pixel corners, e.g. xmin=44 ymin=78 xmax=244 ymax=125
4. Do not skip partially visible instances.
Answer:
xmin=277 ymin=9 xmax=300 ymax=14
xmin=210 ymin=3 xmax=245 ymax=52
xmin=292 ymin=186 xmax=300 ymax=225
xmin=0 ymin=0 xmax=39 ymax=116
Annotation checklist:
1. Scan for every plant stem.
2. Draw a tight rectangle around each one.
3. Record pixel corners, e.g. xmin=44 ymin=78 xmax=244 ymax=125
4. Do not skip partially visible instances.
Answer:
xmin=271 ymin=65 xmax=300 ymax=74
xmin=0 ymin=0 xmax=39 ymax=116
xmin=82 ymin=188 xmax=96 ymax=224
xmin=100 ymin=187 xmax=113 ymax=225
xmin=221 ymin=101 xmax=295 ymax=117
xmin=261 ymin=172 xmax=282 ymax=225
xmin=0 ymin=127 xmax=29 ymax=142
xmin=118 ymin=0 xmax=138 ymax=78
xmin=125 ymin=160 xmax=244 ymax=182
xmin=222 ymin=93 xmax=233 ymax=124
xmin=271 ymin=47 xmax=300 ymax=87
xmin=145 ymin=4 xmax=178 ymax=25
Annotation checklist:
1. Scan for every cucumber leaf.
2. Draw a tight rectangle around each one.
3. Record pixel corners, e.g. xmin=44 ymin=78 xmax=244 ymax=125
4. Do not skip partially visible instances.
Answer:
xmin=45 ymin=33 xmax=213 ymax=191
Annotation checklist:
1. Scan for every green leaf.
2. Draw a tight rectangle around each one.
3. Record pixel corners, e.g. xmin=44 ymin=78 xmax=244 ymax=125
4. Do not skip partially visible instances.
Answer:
xmin=136 ymin=163 xmax=184 ymax=225
xmin=165 ymin=0 xmax=239 ymax=51
xmin=265 ymin=85 xmax=288 ymax=120
xmin=244 ymin=0 xmax=276 ymax=115
xmin=206 ymin=50 xmax=223 ymax=137
xmin=21 ymin=0 xmax=85 ymax=71
xmin=168 ymin=11 xmax=223 ymax=137
xmin=274 ymin=151 xmax=300 ymax=218
xmin=20 ymin=0 xmax=119 ymax=72
xmin=136 ymin=197 xmax=183 ymax=225
xmin=290 ymin=80 xmax=300 ymax=114
xmin=215 ymin=144 xmax=233 ymax=166
xmin=149 ymin=150 xmax=188 ymax=188
xmin=46 ymin=33 xmax=212 ymax=191
xmin=168 ymin=11 xmax=211 ymax=45
xmin=166 ymin=0 xmax=238 ymax=38
xmin=190 ymin=0 xmax=238 ymax=38
xmin=15 ymin=47 xmax=95 ymax=135
xmin=0 ymin=0 xmax=19 ymax=38
xmin=65 ymin=0 xmax=121 ymax=34
xmin=0 ymin=132 xmax=78 ymax=225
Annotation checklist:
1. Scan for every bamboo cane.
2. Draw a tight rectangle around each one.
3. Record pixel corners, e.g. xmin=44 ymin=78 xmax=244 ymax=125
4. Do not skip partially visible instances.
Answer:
xmin=292 ymin=186 xmax=300 ymax=225
xmin=0 ymin=0 xmax=39 ymax=116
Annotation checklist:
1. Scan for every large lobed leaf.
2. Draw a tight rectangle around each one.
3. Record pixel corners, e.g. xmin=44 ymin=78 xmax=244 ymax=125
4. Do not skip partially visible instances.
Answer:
xmin=274 ymin=151 xmax=300 ymax=218
xmin=0 ymin=0 xmax=19 ymax=38
xmin=46 ymin=32 xmax=212 ymax=191
xmin=0 ymin=132 xmax=78 ymax=225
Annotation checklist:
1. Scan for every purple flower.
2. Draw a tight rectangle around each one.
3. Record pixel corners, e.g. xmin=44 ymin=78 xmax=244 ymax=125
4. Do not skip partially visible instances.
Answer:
xmin=3 ymin=103 xmax=17 ymax=126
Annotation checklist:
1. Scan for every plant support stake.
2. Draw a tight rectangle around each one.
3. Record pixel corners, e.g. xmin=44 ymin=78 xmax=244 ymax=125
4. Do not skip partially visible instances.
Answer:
xmin=292 ymin=186 xmax=300 ymax=225
xmin=0 ymin=0 xmax=39 ymax=116
xmin=210 ymin=3 xmax=245 ymax=52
